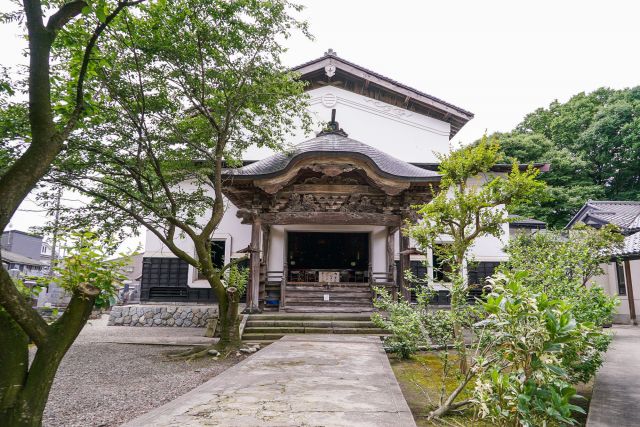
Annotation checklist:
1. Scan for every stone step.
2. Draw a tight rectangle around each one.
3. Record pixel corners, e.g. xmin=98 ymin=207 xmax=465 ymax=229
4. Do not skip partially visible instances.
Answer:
xmin=244 ymin=326 xmax=387 ymax=335
xmin=284 ymin=306 xmax=375 ymax=313
xmin=246 ymin=320 xmax=378 ymax=328
xmin=244 ymin=326 xmax=305 ymax=334
xmin=284 ymin=297 xmax=372 ymax=304
xmin=242 ymin=332 xmax=287 ymax=341
xmin=248 ymin=313 xmax=374 ymax=321
xmin=241 ymin=339 xmax=277 ymax=345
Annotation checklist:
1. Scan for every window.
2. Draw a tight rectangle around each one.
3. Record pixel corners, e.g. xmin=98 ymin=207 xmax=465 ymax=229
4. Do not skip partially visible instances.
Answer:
xmin=410 ymin=260 xmax=428 ymax=281
xmin=196 ymin=240 xmax=226 ymax=280
xmin=141 ymin=257 xmax=189 ymax=288
xmin=616 ymin=261 xmax=627 ymax=296
xmin=432 ymin=244 xmax=453 ymax=282
xmin=468 ymin=262 xmax=502 ymax=286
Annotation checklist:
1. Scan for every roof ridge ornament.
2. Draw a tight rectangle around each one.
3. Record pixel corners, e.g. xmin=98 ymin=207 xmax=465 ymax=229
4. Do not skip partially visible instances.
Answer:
xmin=317 ymin=109 xmax=348 ymax=137
xmin=324 ymin=48 xmax=337 ymax=79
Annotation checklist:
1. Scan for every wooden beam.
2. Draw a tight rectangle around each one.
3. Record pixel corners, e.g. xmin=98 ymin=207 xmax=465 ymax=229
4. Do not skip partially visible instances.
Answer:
xmin=624 ymin=260 xmax=637 ymax=325
xmin=259 ymin=212 xmax=401 ymax=226
xmin=293 ymin=58 xmax=473 ymax=120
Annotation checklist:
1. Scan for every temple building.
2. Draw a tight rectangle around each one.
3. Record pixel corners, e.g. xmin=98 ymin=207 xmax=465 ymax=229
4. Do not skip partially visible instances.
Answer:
xmin=140 ymin=50 xmax=518 ymax=312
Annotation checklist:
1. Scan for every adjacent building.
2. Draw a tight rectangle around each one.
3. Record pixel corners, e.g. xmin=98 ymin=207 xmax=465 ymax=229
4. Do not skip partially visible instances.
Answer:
xmin=567 ymin=201 xmax=640 ymax=324
xmin=1 ymin=230 xmax=49 ymax=277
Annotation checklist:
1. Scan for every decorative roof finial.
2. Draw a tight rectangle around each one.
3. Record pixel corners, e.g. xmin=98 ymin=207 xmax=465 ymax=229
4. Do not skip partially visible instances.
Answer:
xmin=317 ymin=108 xmax=348 ymax=137
xmin=325 ymin=48 xmax=337 ymax=56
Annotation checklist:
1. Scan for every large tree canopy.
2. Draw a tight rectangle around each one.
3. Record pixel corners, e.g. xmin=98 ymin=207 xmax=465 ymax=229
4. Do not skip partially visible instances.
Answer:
xmin=491 ymin=87 xmax=640 ymax=228
xmin=42 ymin=0 xmax=312 ymax=350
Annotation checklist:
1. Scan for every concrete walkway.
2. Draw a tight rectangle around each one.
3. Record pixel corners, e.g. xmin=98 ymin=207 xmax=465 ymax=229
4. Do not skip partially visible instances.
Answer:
xmin=122 ymin=334 xmax=416 ymax=427
xmin=587 ymin=326 xmax=640 ymax=427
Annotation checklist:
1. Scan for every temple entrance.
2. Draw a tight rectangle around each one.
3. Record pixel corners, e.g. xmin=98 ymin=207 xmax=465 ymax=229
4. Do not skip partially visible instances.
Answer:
xmin=287 ymin=232 xmax=369 ymax=283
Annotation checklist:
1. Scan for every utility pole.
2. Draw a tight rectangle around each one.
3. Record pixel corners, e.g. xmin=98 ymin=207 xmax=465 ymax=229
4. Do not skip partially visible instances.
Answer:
xmin=48 ymin=186 xmax=62 ymax=276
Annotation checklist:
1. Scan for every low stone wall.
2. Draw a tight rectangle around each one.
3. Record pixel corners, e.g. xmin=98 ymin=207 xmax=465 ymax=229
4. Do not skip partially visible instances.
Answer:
xmin=108 ymin=305 xmax=217 ymax=327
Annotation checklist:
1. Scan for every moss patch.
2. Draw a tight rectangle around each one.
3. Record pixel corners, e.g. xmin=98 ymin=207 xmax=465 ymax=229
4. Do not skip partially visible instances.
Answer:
xmin=390 ymin=352 xmax=592 ymax=426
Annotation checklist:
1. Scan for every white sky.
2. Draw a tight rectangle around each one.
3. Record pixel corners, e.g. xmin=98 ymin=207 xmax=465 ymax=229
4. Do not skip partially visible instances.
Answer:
xmin=2 ymin=0 xmax=640 ymax=249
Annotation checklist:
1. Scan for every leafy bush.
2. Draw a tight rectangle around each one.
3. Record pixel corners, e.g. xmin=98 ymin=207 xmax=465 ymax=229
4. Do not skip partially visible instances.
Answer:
xmin=372 ymin=287 xmax=426 ymax=359
xmin=41 ymin=231 xmax=130 ymax=309
xmin=473 ymin=273 xmax=592 ymax=426
xmin=224 ymin=264 xmax=248 ymax=298
xmin=501 ymin=226 xmax=620 ymax=383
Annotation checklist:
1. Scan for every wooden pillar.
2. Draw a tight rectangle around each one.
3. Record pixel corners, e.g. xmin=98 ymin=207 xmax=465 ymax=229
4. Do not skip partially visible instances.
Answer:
xmin=624 ymin=260 xmax=637 ymax=325
xmin=399 ymin=225 xmax=411 ymax=301
xmin=280 ymin=262 xmax=287 ymax=311
xmin=245 ymin=219 xmax=262 ymax=313
xmin=386 ymin=226 xmax=396 ymax=275
xmin=387 ymin=226 xmax=398 ymax=301
xmin=260 ymin=225 xmax=270 ymax=310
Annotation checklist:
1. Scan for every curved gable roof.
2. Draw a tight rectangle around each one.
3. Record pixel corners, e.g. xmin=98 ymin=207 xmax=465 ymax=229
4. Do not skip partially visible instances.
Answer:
xmin=224 ymin=133 xmax=440 ymax=182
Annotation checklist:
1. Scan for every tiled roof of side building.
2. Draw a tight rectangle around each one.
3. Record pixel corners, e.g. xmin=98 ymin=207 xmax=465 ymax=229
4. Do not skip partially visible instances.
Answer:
xmin=614 ymin=231 xmax=640 ymax=259
xmin=1 ymin=250 xmax=47 ymax=266
xmin=567 ymin=200 xmax=640 ymax=232
xmin=224 ymin=133 xmax=441 ymax=181
xmin=508 ymin=215 xmax=546 ymax=227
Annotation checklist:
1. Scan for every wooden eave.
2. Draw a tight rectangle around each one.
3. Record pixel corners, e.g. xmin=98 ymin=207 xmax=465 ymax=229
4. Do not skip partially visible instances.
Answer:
xmin=292 ymin=55 xmax=474 ymax=138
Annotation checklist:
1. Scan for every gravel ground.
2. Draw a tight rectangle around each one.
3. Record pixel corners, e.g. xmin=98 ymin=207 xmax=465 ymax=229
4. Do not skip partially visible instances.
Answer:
xmin=37 ymin=316 xmax=245 ymax=427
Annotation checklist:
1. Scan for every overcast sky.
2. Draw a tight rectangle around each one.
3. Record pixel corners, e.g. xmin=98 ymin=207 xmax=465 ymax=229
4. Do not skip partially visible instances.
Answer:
xmin=2 ymin=0 xmax=640 ymax=248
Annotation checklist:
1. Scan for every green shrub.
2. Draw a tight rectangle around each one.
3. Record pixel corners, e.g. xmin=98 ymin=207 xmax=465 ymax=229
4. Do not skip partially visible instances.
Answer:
xmin=372 ymin=287 xmax=425 ymax=359
xmin=473 ymin=273 xmax=591 ymax=426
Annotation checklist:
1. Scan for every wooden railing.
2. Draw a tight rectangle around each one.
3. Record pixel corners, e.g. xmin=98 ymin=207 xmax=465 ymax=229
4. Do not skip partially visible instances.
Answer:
xmin=264 ymin=270 xmax=285 ymax=310
xmin=369 ymin=270 xmax=397 ymax=301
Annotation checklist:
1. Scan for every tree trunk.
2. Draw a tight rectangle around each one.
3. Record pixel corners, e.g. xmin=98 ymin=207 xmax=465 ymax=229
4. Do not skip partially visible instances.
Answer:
xmin=0 ymin=311 xmax=29 ymax=414
xmin=216 ymin=287 xmax=241 ymax=349
xmin=452 ymin=255 xmax=469 ymax=374
xmin=0 ymin=288 xmax=97 ymax=426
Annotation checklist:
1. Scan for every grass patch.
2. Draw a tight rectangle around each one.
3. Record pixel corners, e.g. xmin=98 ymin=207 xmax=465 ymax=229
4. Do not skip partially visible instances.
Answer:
xmin=390 ymin=351 xmax=592 ymax=426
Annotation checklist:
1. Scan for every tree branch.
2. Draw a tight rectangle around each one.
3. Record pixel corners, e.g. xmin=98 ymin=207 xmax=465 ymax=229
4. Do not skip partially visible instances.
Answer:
xmin=0 ymin=267 xmax=48 ymax=346
xmin=46 ymin=0 xmax=87 ymax=33
xmin=59 ymin=0 xmax=146 ymax=141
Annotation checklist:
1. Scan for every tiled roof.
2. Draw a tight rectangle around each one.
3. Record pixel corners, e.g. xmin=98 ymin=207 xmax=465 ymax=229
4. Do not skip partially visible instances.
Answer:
xmin=224 ymin=133 xmax=440 ymax=181
xmin=291 ymin=52 xmax=474 ymax=119
xmin=508 ymin=215 xmax=546 ymax=228
xmin=567 ymin=201 xmax=640 ymax=233
xmin=613 ymin=231 xmax=640 ymax=259
xmin=1 ymin=250 xmax=46 ymax=266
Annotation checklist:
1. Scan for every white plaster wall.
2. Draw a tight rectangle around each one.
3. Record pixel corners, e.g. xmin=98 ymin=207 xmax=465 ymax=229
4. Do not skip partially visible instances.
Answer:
xmin=143 ymin=182 xmax=253 ymax=288
xmin=267 ymin=225 xmax=388 ymax=274
xmin=243 ymin=86 xmax=451 ymax=163
xmin=591 ymin=260 xmax=640 ymax=322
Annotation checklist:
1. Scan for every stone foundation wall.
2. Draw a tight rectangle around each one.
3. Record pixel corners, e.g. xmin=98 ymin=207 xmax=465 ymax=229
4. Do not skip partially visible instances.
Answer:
xmin=108 ymin=305 xmax=217 ymax=327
